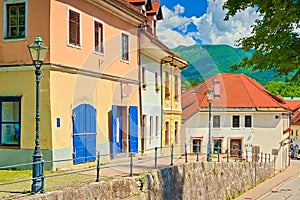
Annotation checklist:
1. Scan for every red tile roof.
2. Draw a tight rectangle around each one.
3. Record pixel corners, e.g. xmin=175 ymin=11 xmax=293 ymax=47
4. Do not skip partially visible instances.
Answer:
xmin=182 ymin=74 xmax=290 ymax=121
xmin=127 ymin=0 xmax=145 ymax=3
xmin=285 ymin=100 xmax=300 ymax=111
xmin=147 ymin=1 xmax=159 ymax=15
xmin=291 ymin=109 xmax=300 ymax=125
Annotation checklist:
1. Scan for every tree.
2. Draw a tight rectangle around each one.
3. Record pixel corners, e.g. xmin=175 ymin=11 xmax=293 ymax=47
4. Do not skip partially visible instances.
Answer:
xmin=264 ymin=81 xmax=300 ymax=97
xmin=223 ymin=0 xmax=300 ymax=82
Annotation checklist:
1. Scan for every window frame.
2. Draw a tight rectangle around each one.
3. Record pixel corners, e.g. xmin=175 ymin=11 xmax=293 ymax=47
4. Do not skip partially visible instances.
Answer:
xmin=120 ymin=31 xmax=130 ymax=62
xmin=244 ymin=115 xmax=252 ymax=128
xmin=0 ymin=96 xmax=21 ymax=147
xmin=93 ymin=19 xmax=104 ymax=54
xmin=192 ymin=137 xmax=202 ymax=153
xmin=165 ymin=71 xmax=170 ymax=98
xmin=3 ymin=0 xmax=28 ymax=41
xmin=213 ymin=139 xmax=222 ymax=154
xmin=67 ymin=7 xmax=82 ymax=48
xmin=232 ymin=115 xmax=240 ymax=128
xmin=213 ymin=115 xmax=220 ymax=128
xmin=174 ymin=74 xmax=179 ymax=100
xmin=149 ymin=116 xmax=153 ymax=143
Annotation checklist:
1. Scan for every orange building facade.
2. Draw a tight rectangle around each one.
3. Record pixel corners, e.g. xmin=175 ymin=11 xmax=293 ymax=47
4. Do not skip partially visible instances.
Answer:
xmin=0 ymin=0 xmax=146 ymax=169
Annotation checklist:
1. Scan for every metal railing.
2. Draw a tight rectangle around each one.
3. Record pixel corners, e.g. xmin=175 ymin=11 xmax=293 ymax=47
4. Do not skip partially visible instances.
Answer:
xmin=0 ymin=143 xmax=272 ymax=195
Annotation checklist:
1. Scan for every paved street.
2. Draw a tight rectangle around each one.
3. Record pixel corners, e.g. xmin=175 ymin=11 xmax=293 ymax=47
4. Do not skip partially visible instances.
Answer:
xmin=257 ymin=160 xmax=300 ymax=200
xmin=237 ymin=159 xmax=300 ymax=200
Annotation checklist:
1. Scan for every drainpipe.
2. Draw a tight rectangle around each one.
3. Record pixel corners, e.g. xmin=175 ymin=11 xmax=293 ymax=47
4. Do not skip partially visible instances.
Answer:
xmin=138 ymin=26 xmax=143 ymax=154
xmin=160 ymin=60 xmax=163 ymax=149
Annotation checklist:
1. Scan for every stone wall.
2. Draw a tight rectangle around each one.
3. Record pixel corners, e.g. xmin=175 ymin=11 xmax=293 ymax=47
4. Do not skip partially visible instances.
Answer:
xmin=19 ymin=162 xmax=273 ymax=200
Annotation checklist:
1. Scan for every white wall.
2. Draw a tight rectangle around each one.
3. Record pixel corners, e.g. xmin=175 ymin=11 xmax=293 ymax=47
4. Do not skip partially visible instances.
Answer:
xmin=182 ymin=110 xmax=289 ymax=170
xmin=140 ymin=54 xmax=162 ymax=150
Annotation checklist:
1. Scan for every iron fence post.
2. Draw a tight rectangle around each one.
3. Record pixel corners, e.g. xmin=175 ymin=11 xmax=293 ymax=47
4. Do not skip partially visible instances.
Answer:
xmin=129 ymin=152 xmax=133 ymax=177
xmin=246 ymin=149 xmax=248 ymax=162
xmin=227 ymin=149 xmax=229 ymax=163
xmin=154 ymin=147 xmax=158 ymax=169
xmin=196 ymin=151 xmax=199 ymax=162
xmin=170 ymin=144 xmax=174 ymax=166
xmin=269 ymin=153 xmax=271 ymax=163
xmin=41 ymin=160 xmax=45 ymax=194
xmin=261 ymin=152 xmax=263 ymax=163
xmin=218 ymin=152 xmax=220 ymax=162
xmin=265 ymin=153 xmax=267 ymax=163
xmin=96 ymin=150 xmax=101 ymax=182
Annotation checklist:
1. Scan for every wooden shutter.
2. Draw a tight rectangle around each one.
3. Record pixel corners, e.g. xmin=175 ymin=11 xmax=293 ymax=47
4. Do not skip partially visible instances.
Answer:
xmin=69 ymin=10 xmax=80 ymax=46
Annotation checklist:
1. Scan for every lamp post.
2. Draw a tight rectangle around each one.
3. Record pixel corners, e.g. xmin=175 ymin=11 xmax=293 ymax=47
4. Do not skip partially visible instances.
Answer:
xmin=206 ymin=89 xmax=214 ymax=162
xmin=28 ymin=36 xmax=49 ymax=193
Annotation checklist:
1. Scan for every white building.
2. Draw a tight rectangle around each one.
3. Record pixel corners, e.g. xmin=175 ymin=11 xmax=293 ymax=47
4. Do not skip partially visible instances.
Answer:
xmin=181 ymin=74 xmax=291 ymax=170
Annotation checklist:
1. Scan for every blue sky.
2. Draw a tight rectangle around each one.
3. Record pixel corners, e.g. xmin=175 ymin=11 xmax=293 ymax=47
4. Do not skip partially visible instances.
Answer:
xmin=158 ymin=0 xmax=260 ymax=48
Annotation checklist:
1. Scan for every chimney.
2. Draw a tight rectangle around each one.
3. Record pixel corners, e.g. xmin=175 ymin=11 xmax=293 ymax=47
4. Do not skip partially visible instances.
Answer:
xmin=213 ymin=79 xmax=220 ymax=97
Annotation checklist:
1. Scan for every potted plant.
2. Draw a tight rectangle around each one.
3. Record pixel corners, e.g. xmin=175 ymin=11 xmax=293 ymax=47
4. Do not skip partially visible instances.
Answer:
xmin=155 ymin=86 xmax=160 ymax=92
xmin=142 ymin=83 xmax=147 ymax=89
xmin=174 ymin=94 xmax=179 ymax=100
xmin=165 ymin=93 xmax=170 ymax=98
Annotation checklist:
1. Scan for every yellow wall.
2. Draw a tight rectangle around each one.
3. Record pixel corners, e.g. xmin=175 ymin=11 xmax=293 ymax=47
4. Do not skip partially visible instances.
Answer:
xmin=50 ymin=69 xmax=139 ymax=151
xmin=161 ymin=63 xmax=183 ymax=146
xmin=0 ymin=67 xmax=52 ymax=149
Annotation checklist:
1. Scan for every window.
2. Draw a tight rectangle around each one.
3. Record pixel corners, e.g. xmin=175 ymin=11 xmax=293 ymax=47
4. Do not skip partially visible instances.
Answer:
xmin=165 ymin=121 xmax=169 ymax=146
xmin=155 ymin=116 xmax=159 ymax=137
xmin=245 ymin=115 xmax=252 ymax=128
xmin=68 ymin=8 xmax=81 ymax=47
xmin=150 ymin=116 xmax=153 ymax=142
xmin=174 ymin=121 xmax=178 ymax=144
xmin=213 ymin=139 xmax=222 ymax=154
xmin=121 ymin=33 xmax=129 ymax=61
xmin=213 ymin=115 xmax=220 ymax=128
xmin=175 ymin=75 xmax=179 ymax=100
xmin=232 ymin=115 xmax=240 ymax=128
xmin=165 ymin=71 xmax=170 ymax=98
xmin=192 ymin=139 xmax=201 ymax=153
xmin=94 ymin=20 xmax=104 ymax=53
xmin=141 ymin=67 xmax=146 ymax=89
xmin=4 ymin=1 xmax=26 ymax=39
xmin=155 ymin=72 xmax=159 ymax=92
xmin=0 ymin=97 xmax=21 ymax=146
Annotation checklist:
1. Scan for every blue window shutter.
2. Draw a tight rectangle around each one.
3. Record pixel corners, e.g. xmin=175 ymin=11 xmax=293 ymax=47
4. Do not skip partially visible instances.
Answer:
xmin=129 ymin=106 xmax=138 ymax=153
xmin=112 ymin=105 xmax=118 ymax=158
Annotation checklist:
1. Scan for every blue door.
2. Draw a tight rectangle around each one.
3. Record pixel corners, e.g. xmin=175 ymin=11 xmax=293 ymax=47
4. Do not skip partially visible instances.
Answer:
xmin=129 ymin=106 xmax=138 ymax=153
xmin=112 ymin=105 xmax=123 ymax=158
xmin=73 ymin=104 xmax=96 ymax=164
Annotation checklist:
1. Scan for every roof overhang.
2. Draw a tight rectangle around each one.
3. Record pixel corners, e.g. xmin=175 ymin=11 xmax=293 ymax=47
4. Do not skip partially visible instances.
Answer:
xmin=87 ymin=0 xmax=147 ymax=26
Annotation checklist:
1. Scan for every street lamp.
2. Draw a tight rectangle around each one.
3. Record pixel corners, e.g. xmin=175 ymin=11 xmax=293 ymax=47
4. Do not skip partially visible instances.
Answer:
xmin=28 ymin=36 xmax=49 ymax=193
xmin=206 ymin=89 xmax=214 ymax=162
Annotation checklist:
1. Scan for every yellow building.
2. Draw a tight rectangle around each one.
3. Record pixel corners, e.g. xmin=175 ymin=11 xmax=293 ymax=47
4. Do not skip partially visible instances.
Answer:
xmin=0 ymin=0 xmax=146 ymax=170
xmin=161 ymin=56 xmax=188 ymax=147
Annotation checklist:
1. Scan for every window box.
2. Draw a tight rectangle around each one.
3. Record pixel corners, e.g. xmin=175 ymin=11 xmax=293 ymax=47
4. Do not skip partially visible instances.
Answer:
xmin=155 ymin=86 xmax=160 ymax=92
xmin=142 ymin=83 xmax=147 ymax=89
xmin=165 ymin=93 xmax=170 ymax=99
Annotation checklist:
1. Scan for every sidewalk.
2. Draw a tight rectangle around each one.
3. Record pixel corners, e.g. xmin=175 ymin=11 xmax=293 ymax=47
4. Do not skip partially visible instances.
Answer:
xmin=236 ymin=160 xmax=300 ymax=200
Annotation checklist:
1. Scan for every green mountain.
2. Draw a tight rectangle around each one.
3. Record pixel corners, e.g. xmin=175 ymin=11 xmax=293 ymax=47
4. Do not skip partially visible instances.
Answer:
xmin=173 ymin=44 xmax=284 ymax=86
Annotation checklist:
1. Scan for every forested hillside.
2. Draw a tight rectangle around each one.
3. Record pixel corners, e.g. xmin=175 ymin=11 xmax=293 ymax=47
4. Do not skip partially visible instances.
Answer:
xmin=173 ymin=44 xmax=284 ymax=86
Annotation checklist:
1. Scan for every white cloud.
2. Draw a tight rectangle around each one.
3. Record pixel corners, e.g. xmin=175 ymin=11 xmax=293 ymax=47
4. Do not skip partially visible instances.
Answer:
xmin=157 ymin=5 xmax=195 ymax=48
xmin=158 ymin=29 xmax=196 ymax=49
xmin=157 ymin=0 xmax=260 ymax=48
